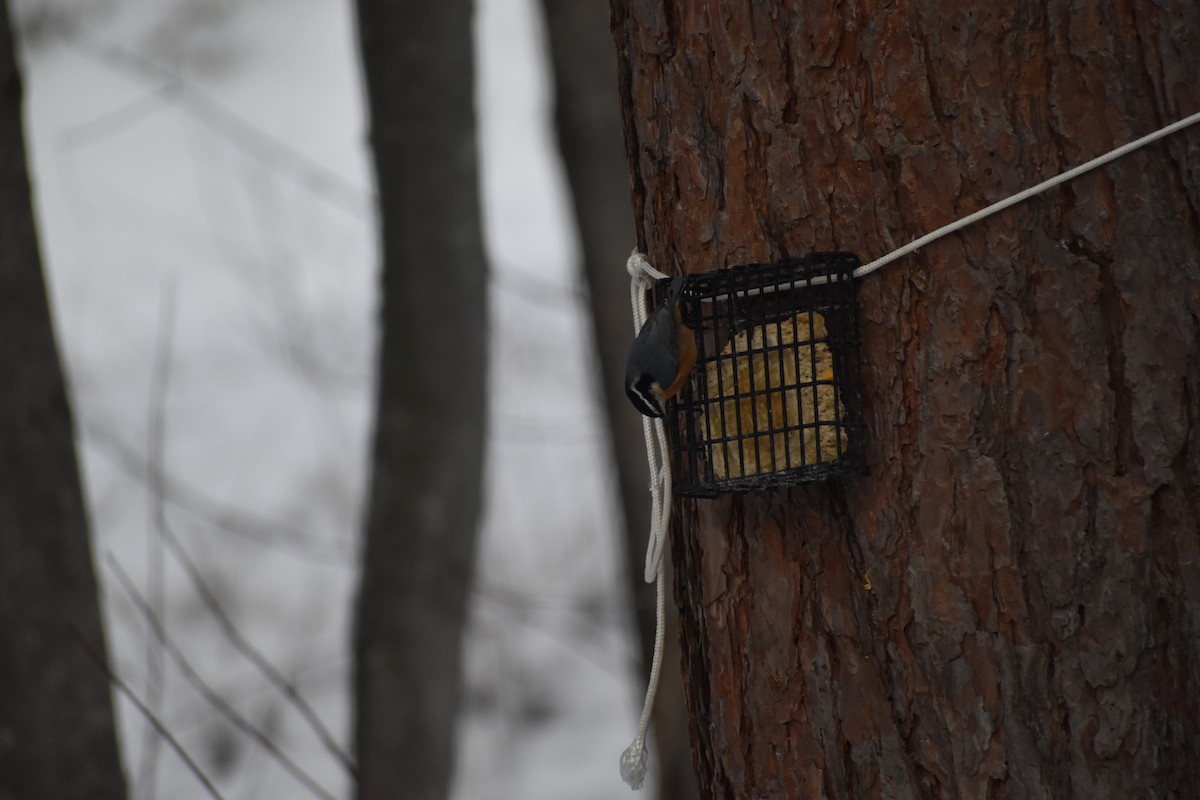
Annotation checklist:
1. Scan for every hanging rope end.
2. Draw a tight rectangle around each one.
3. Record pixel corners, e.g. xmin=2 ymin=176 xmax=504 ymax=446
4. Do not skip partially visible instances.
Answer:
xmin=619 ymin=737 xmax=649 ymax=790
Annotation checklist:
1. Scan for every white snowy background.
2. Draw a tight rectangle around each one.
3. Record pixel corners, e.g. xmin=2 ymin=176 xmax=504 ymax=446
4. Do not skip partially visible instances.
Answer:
xmin=18 ymin=0 xmax=644 ymax=797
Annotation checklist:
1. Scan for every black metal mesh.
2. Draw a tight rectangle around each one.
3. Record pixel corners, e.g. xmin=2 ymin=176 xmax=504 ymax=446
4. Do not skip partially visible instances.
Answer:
xmin=659 ymin=253 xmax=867 ymax=497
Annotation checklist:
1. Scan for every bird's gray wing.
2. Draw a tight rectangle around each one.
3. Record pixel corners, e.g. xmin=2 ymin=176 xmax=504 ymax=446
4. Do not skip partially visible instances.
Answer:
xmin=625 ymin=305 xmax=679 ymax=390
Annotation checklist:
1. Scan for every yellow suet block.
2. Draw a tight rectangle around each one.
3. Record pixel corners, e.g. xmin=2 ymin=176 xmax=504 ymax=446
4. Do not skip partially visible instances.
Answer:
xmin=704 ymin=312 xmax=847 ymax=479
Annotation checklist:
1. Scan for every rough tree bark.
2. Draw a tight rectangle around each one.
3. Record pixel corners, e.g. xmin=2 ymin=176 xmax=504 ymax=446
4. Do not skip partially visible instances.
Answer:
xmin=537 ymin=2 xmax=696 ymax=797
xmin=0 ymin=4 xmax=128 ymax=798
xmin=611 ymin=1 xmax=1200 ymax=797
xmin=353 ymin=1 xmax=488 ymax=798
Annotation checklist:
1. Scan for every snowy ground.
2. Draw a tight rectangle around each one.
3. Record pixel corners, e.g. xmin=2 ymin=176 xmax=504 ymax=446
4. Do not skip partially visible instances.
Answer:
xmin=19 ymin=0 xmax=643 ymax=797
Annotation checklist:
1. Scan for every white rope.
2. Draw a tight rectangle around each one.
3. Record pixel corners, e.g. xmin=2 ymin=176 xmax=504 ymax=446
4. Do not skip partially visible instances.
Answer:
xmin=619 ymin=251 xmax=672 ymax=790
xmin=628 ymin=249 xmax=669 ymax=283
xmin=854 ymin=110 xmax=1200 ymax=278
xmin=658 ymin=111 xmax=1200 ymax=304
xmin=614 ymin=111 xmax=1200 ymax=789
xmin=626 ymin=251 xmax=672 ymax=584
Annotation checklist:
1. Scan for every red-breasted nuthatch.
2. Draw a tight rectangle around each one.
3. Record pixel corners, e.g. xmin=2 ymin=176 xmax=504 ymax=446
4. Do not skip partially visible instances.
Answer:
xmin=625 ymin=276 xmax=697 ymax=418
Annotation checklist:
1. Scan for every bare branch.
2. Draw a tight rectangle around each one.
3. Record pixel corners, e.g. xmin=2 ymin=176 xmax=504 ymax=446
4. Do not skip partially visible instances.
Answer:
xmin=79 ymin=420 xmax=353 ymax=564
xmin=136 ymin=281 xmax=176 ymax=798
xmin=106 ymin=555 xmax=341 ymax=800
xmin=153 ymin=515 xmax=357 ymax=778
xmin=57 ymin=81 xmax=179 ymax=150
xmin=69 ymin=622 xmax=226 ymax=800
xmin=52 ymin=20 xmax=370 ymax=219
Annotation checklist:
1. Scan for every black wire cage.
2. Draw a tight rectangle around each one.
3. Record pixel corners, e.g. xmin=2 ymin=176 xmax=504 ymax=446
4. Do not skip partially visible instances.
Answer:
xmin=658 ymin=253 xmax=868 ymax=497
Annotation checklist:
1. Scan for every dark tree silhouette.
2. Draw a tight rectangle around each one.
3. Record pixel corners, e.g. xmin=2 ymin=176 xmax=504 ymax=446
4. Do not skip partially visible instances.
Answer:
xmin=611 ymin=1 xmax=1200 ymax=797
xmin=353 ymin=1 xmax=488 ymax=798
xmin=0 ymin=2 xmax=128 ymax=798
xmin=538 ymin=1 xmax=696 ymax=797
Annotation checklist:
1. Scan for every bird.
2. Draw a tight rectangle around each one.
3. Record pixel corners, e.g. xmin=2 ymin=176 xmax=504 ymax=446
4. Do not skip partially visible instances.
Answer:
xmin=625 ymin=275 xmax=697 ymax=418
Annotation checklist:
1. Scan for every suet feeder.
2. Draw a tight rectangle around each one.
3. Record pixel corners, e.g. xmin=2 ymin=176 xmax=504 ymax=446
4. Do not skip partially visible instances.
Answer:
xmin=660 ymin=253 xmax=867 ymax=497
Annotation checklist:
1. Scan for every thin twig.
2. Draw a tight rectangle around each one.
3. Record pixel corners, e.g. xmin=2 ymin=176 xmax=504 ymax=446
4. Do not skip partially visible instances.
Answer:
xmin=57 ymin=81 xmax=179 ymax=150
xmin=79 ymin=420 xmax=352 ymax=564
xmin=106 ymin=555 xmax=341 ymax=800
xmin=69 ymin=623 xmax=226 ymax=800
xmin=154 ymin=519 xmax=358 ymax=778
xmin=138 ymin=282 xmax=176 ymax=797
xmin=55 ymin=21 xmax=370 ymax=219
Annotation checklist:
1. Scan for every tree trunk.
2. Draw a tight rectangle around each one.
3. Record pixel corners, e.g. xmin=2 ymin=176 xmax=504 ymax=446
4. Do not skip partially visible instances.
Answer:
xmin=353 ymin=1 xmax=488 ymax=798
xmin=610 ymin=1 xmax=1200 ymax=797
xmin=0 ymin=4 xmax=128 ymax=798
xmin=538 ymin=1 xmax=697 ymax=797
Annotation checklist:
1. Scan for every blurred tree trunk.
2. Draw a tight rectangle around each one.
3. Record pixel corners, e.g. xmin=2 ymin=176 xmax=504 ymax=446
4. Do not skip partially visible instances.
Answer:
xmin=353 ymin=1 xmax=487 ymax=799
xmin=611 ymin=1 xmax=1200 ymax=797
xmin=538 ymin=1 xmax=696 ymax=797
xmin=0 ymin=4 xmax=128 ymax=799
